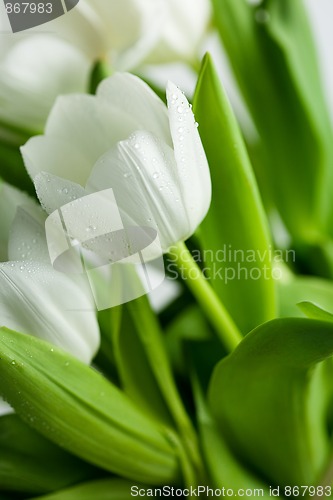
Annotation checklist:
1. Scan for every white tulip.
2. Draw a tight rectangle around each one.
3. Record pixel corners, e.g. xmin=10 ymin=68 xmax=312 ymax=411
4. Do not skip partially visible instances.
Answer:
xmin=26 ymin=0 xmax=210 ymax=69
xmin=21 ymin=73 xmax=211 ymax=254
xmin=31 ymin=0 xmax=165 ymax=70
xmin=0 ymin=34 xmax=90 ymax=136
xmin=144 ymin=0 xmax=211 ymax=65
xmin=0 ymin=200 xmax=100 ymax=364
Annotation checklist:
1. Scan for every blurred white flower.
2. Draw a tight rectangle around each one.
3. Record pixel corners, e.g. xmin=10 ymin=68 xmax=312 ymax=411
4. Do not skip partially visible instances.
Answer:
xmin=144 ymin=0 xmax=211 ymax=65
xmin=21 ymin=73 xmax=211 ymax=253
xmin=0 ymin=34 xmax=90 ymax=136
xmin=0 ymin=199 xmax=100 ymax=364
xmin=33 ymin=0 xmax=165 ymax=70
xmin=27 ymin=0 xmax=210 ymax=70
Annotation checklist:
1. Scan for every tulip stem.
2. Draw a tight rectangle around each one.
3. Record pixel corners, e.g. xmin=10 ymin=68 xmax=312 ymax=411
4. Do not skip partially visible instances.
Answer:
xmin=171 ymin=242 xmax=243 ymax=351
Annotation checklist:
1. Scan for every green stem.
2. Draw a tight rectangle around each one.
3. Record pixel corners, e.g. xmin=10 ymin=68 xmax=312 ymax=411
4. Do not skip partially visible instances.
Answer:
xmin=171 ymin=242 xmax=243 ymax=352
xmin=89 ymin=58 xmax=113 ymax=94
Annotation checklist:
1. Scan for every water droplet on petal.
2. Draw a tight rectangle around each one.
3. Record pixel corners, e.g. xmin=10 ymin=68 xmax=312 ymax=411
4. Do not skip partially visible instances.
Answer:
xmin=153 ymin=172 xmax=160 ymax=179
xmin=177 ymin=106 xmax=184 ymax=114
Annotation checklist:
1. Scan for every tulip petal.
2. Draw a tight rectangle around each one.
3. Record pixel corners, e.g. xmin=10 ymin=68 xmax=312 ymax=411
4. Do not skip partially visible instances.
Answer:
xmin=87 ymin=131 xmax=189 ymax=251
xmin=166 ymin=81 xmax=211 ymax=235
xmin=0 ymin=35 xmax=90 ymax=132
xmin=0 ymin=398 xmax=13 ymax=416
xmin=34 ymin=172 xmax=86 ymax=214
xmin=0 ymin=182 xmax=31 ymax=262
xmin=97 ymin=73 xmax=172 ymax=146
xmin=145 ymin=0 xmax=211 ymax=64
xmin=8 ymin=203 xmax=50 ymax=264
xmin=0 ymin=262 xmax=99 ymax=363
xmin=21 ymin=135 xmax=97 ymax=186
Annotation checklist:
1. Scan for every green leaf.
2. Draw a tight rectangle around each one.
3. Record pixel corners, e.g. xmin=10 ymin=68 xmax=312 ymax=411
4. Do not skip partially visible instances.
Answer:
xmin=212 ymin=0 xmax=333 ymax=240
xmin=193 ymin=54 xmax=276 ymax=333
xmin=0 ymin=414 xmax=96 ymax=495
xmin=29 ymin=478 xmax=137 ymax=500
xmin=278 ymin=275 xmax=333 ymax=318
xmin=208 ymin=318 xmax=333 ymax=486
xmin=0 ymin=327 xmax=181 ymax=485
xmin=298 ymin=302 xmax=333 ymax=323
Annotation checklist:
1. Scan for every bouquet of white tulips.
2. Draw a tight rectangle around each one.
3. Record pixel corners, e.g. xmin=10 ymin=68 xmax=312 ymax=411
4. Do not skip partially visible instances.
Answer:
xmin=1 ymin=0 xmax=333 ymax=498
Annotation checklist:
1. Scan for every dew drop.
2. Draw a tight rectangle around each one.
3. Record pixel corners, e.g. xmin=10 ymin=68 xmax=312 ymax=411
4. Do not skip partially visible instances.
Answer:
xmin=177 ymin=106 xmax=184 ymax=114
xmin=11 ymin=361 xmax=16 ymax=365
xmin=152 ymin=172 xmax=160 ymax=179
xmin=123 ymin=172 xmax=132 ymax=178
xmin=62 ymin=188 xmax=69 ymax=195
xmin=178 ymin=127 xmax=184 ymax=133
xmin=134 ymin=143 xmax=140 ymax=149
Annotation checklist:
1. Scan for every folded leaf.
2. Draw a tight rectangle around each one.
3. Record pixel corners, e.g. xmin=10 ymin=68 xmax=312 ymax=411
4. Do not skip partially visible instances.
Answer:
xmin=0 ymin=328 xmax=181 ymax=485
xmin=298 ymin=302 xmax=333 ymax=323
xmin=208 ymin=318 xmax=333 ymax=486
xmin=193 ymin=54 xmax=276 ymax=333
xmin=0 ymin=414 xmax=96 ymax=494
xmin=278 ymin=275 xmax=333 ymax=318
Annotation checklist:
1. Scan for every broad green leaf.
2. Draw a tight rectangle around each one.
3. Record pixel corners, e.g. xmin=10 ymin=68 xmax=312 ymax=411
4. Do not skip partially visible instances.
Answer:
xmin=192 ymin=373 xmax=271 ymax=494
xmin=278 ymin=275 xmax=333 ymax=318
xmin=212 ymin=0 xmax=333 ymax=240
xmin=30 ymin=479 xmax=137 ymax=500
xmin=208 ymin=318 xmax=333 ymax=486
xmin=0 ymin=328 xmax=181 ymax=485
xmin=0 ymin=414 xmax=96 ymax=495
xmin=193 ymin=54 xmax=276 ymax=333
